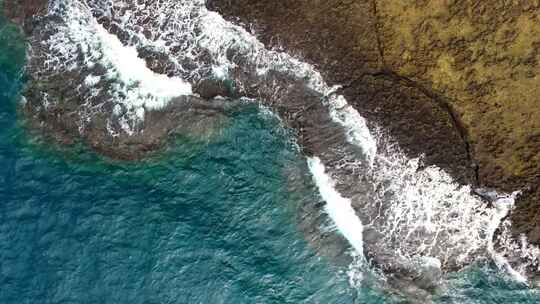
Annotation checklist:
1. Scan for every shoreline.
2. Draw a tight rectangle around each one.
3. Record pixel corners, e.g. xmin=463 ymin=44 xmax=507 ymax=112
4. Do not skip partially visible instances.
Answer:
xmin=207 ymin=0 xmax=540 ymax=248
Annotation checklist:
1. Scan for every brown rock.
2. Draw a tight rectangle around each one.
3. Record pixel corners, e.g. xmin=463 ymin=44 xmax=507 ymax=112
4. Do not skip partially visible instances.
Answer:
xmin=3 ymin=0 xmax=47 ymax=31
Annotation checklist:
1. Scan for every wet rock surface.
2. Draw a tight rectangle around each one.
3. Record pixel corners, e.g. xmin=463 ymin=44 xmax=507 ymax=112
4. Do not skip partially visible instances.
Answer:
xmin=374 ymin=0 xmax=540 ymax=245
xmin=22 ymin=83 xmax=230 ymax=160
xmin=3 ymin=0 xmax=46 ymax=31
xmin=207 ymin=0 xmax=540 ymax=246
xmin=5 ymin=1 xmax=449 ymax=297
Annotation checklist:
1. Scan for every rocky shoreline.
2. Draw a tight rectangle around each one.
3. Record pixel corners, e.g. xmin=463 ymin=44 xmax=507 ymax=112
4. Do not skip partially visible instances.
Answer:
xmin=4 ymin=0 xmax=540 ymax=299
xmin=206 ymin=0 xmax=540 ymax=246
xmin=7 ymin=0 xmax=236 ymax=160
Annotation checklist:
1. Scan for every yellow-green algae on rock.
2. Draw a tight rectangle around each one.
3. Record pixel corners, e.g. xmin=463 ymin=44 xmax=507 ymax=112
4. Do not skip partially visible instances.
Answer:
xmin=375 ymin=0 xmax=540 ymax=239
xmin=376 ymin=0 xmax=540 ymax=189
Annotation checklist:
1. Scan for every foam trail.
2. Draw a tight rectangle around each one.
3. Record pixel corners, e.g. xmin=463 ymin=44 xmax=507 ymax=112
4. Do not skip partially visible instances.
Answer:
xmin=487 ymin=192 xmax=528 ymax=284
xmin=307 ymin=157 xmax=364 ymax=257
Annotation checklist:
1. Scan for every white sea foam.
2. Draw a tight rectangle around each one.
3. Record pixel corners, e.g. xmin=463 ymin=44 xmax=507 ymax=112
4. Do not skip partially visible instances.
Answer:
xmin=489 ymin=193 xmax=540 ymax=283
xmin=93 ymin=25 xmax=192 ymax=109
xmin=326 ymin=93 xmax=377 ymax=165
xmin=486 ymin=192 xmax=528 ymax=284
xmin=307 ymin=157 xmax=364 ymax=257
xmin=356 ymin=139 xmax=534 ymax=282
xmin=84 ymin=74 xmax=101 ymax=87
xmin=44 ymin=0 xmax=192 ymax=134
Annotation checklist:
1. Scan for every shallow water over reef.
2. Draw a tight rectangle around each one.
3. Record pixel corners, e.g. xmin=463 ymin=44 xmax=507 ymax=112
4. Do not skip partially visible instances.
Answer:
xmin=1 ymin=8 xmax=540 ymax=304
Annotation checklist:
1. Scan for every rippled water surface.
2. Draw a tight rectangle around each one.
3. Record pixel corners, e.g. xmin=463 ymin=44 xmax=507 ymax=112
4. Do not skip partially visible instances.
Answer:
xmin=1 ymin=10 xmax=539 ymax=304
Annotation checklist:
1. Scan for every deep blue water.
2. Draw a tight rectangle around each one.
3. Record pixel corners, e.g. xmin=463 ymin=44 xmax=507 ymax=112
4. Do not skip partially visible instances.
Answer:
xmin=1 ymin=11 xmax=540 ymax=304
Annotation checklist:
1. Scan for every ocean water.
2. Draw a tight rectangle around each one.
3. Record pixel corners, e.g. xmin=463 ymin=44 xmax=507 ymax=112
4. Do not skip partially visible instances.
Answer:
xmin=1 ymin=9 xmax=540 ymax=304
xmin=0 ymin=13 xmax=378 ymax=304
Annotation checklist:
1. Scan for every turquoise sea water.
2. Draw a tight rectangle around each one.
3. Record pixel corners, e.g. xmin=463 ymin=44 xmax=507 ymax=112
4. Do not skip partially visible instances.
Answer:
xmin=1 ymin=12 xmax=539 ymax=304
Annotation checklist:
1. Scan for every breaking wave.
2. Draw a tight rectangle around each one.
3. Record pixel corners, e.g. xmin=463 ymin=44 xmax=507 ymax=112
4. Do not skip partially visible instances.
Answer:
xmin=307 ymin=157 xmax=365 ymax=257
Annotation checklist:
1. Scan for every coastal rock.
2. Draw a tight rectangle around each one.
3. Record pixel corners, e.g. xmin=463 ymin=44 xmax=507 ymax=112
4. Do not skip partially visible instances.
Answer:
xmin=22 ymin=77 xmax=229 ymax=160
xmin=195 ymin=78 xmax=235 ymax=100
xmin=207 ymin=0 xmax=540 ymax=246
xmin=206 ymin=0 xmax=475 ymax=184
xmin=374 ymin=0 xmax=540 ymax=243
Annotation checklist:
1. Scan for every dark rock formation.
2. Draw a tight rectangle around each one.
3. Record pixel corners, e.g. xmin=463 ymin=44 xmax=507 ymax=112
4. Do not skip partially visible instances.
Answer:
xmin=195 ymin=78 xmax=235 ymax=100
xmin=3 ymin=0 xmax=46 ymax=32
xmin=22 ymin=88 xmax=230 ymax=160
xmin=206 ymin=0 xmax=476 ymax=185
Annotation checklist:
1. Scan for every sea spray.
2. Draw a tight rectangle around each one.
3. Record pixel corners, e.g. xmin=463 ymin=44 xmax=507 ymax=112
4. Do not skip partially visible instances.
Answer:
xmin=92 ymin=24 xmax=192 ymax=108
xmin=83 ymin=0 xmax=378 ymax=162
